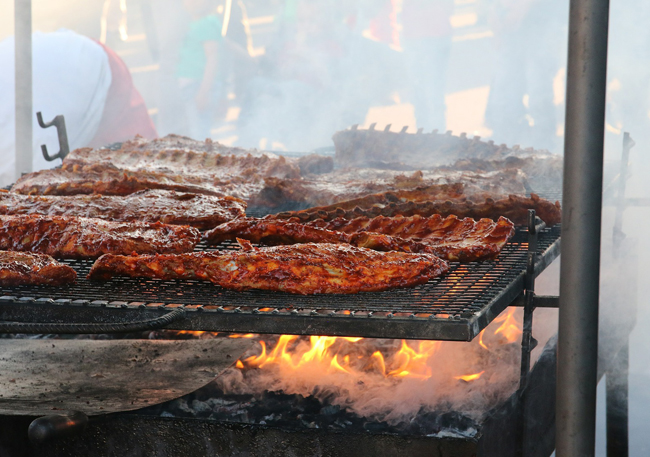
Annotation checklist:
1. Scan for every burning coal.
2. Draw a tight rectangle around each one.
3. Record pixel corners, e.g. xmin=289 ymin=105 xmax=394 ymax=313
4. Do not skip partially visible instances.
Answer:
xmin=215 ymin=307 xmax=533 ymax=426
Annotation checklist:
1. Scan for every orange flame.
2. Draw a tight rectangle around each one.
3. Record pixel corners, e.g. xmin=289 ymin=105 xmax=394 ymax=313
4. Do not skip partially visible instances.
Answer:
xmin=238 ymin=335 xmax=444 ymax=381
xmin=478 ymin=330 xmax=489 ymax=350
xmin=174 ymin=330 xmax=219 ymax=337
xmin=234 ymin=308 xmax=523 ymax=385
xmin=493 ymin=308 xmax=521 ymax=344
xmin=477 ymin=307 xmax=523 ymax=351
xmin=454 ymin=370 xmax=485 ymax=382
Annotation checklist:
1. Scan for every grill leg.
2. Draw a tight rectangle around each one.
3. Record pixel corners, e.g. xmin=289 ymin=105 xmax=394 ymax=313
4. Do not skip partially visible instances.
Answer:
xmin=517 ymin=210 xmax=540 ymax=457
xmin=606 ymin=342 xmax=629 ymax=457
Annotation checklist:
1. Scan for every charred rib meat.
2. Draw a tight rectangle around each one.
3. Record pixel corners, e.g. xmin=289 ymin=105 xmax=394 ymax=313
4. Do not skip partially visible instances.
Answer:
xmin=0 ymin=215 xmax=200 ymax=259
xmin=0 ymin=189 xmax=246 ymax=230
xmin=248 ymin=169 xmax=528 ymax=209
xmin=333 ymin=127 xmax=563 ymax=191
xmin=65 ymin=142 xmax=300 ymax=180
xmin=11 ymin=163 xmax=225 ymax=197
xmin=11 ymin=160 xmax=294 ymax=202
xmin=262 ymin=182 xmax=468 ymax=213
xmin=204 ymin=218 xmax=436 ymax=255
xmin=88 ymin=241 xmax=449 ymax=294
xmin=273 ymin=193 xmax=561 ymax=227
xmin=206 ymin=215 xmax=514 ymax=262
xmin=0 ymin=251 xmax=76 ymax=286
xmin=333 ymin=127 xmax=510 ymax=169
xmin=307 ymin=215 xmax=515 ymax=262
xmin=99 ymin=134 xmax=264 ymax=156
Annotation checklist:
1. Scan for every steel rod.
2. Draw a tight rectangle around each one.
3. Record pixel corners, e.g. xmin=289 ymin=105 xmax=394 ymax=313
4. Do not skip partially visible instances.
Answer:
xmin=14 ymin=0 xmax=33 ymax=180
xmin=557 ymin=0 xmax=610 ymax=455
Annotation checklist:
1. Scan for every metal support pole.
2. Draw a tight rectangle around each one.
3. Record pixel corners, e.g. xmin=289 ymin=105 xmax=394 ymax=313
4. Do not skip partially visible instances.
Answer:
xmin=14 ymin=0 xmax=33 ymax=179
xmin=556 ymin=0 xmax=610 ymax=455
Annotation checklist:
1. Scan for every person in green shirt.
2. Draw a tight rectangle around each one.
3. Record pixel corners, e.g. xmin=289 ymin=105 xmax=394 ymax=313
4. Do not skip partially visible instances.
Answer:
xmin=177 ymin=0 xmax=222 ymax=140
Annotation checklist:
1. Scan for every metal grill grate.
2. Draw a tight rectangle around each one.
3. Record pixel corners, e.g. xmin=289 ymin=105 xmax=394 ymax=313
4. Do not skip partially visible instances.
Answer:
xmin=0 ymin=225 xmax=560 ymax=341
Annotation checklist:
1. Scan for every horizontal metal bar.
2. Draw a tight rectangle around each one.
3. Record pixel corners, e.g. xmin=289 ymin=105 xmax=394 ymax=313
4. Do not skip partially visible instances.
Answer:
xmin=623 ymin=198 xmax=650 ymax=207
xmin=0 ymin=302 xmax=474 ymax=341
xmin=0 ymin=308 xmax=185 ymax=334
xmin=511 ymin=294 xmax=560 ymax=308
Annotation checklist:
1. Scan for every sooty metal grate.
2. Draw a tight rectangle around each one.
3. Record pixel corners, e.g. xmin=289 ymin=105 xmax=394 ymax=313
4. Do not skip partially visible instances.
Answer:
xmin=0 ymin=226 xmax=560 ymax=341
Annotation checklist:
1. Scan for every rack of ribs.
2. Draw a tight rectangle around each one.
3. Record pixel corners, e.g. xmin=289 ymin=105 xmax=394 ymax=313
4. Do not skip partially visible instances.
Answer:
xmin=64 ymin=143 xmax=301 ymax=180
xmin=97 ymin=134 xmax=261 ymax=156
xmin=247 ymin=170 xmax=529 ymax=209
xmin=204 ymin=217 xmax=438 ymax=255
xmin=11 ymin=162 xmax=290 ymax=202
xmin=0 ymin=251 xmax=76 ymax=286
xmin=88 ymin=240 xmax=449 ymax=295
xmin=205 ymin=215 xmax=515 ymax=262
xmin=0 ymin=189 xmax=246 ymax=230
xmin=0 ymin=215 xmax=201 ymax=259
xmin=306 ymin=214 xmax=515 ymax=262
xmin=272 ymin=193 xmax=561 ymax=227
xmin=10 ymin=162 xmax=228 ymax=197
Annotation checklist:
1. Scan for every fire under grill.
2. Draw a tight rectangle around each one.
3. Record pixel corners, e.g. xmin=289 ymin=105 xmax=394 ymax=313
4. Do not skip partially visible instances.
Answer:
xmin=0 ymin=224 xmax=560 ymax=341
xmin=0 ymin=335 xmax=559 ymax=457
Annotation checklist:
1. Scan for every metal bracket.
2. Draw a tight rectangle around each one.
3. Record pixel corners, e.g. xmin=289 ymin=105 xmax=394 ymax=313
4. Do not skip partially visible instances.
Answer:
xmin=511 ymin=294 xmax=559 ymax=308
xmin=36 ymin=112 xmax=70 ymax=162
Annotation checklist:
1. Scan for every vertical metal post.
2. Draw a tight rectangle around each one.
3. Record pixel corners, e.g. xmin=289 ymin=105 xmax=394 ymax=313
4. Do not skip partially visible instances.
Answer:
xmin=613 ymin=133 xmax=634 ymax=250
xmin=606 ymin=343 xmax=629 ymax=456
xmin=520 ymin=210 xmax=540 ymax=392
xmin=15 ymin=0 xmax=33 ymax=179
xmin=606 ymin=139 xmax=632 ymax=456
xmin=556 ymin=0 xmax=610 ymax=456
xmin=517 ymin=209 xmax=540 ymax=457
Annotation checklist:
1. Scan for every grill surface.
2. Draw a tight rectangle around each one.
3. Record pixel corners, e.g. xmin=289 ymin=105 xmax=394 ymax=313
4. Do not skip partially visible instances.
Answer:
xmin=0 ymin=225 xmax=560 ymax=341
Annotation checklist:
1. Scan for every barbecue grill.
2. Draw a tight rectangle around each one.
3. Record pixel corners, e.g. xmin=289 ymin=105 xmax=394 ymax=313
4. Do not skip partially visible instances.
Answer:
xmin=0 ymin=198 xmax=564 ymax=457
xmin=0 ymin=222 xmax=560 ymax=341
xmin=4 ymin=0 xmax=636 ymax=455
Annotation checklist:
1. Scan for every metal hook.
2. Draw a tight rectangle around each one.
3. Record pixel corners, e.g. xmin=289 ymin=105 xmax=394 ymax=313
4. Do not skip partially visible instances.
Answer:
xmin=36 ymin=112 xmax=70 ymax=162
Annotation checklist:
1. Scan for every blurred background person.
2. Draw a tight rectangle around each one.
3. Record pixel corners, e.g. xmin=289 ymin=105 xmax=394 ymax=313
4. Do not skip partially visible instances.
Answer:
xmin=604 ymin=0 xmax=650 ymax=151
xmin=0 ymin=28 xmax=156 ymax=187
xmin=335 ymin=0 xmax=403 ymax=132
xmin=484 ymin=0 xmax=567 ymax=152
xmin=100 ymin=0 xmax=129 ymax=46
xmin=236 ymin=0 xmax=347 ymax=151
xmin=176 ymin=0 xmax=223 ymax=140
xmin=401 ymin=0 xmax=454 ymax=131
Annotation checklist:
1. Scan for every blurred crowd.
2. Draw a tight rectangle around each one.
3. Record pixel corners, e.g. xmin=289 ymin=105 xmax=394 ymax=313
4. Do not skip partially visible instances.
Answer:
xmin=145 ymin=0 xmax=570 ymax=151
xmin=2 ymin=0 xmax=650 ymax=157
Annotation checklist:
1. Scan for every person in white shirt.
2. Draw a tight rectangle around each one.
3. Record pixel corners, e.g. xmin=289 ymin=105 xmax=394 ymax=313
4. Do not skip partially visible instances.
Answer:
xmin=0 ymin=29 xmax=112 ymax=187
